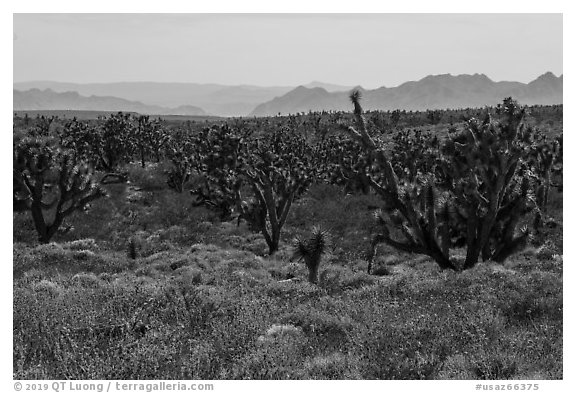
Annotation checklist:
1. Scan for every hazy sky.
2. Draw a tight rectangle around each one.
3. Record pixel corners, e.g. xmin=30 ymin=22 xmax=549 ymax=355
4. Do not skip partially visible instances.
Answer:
xmin=13 ymin=14 xmax=563 ymax=88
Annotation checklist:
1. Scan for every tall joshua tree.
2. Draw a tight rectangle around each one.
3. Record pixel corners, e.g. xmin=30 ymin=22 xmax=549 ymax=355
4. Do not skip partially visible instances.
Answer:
xmin=438 ymin=98 xmax=536 ymax=268
xmin=343 ymin=91 xmax=458 ymax=270
xmin=240 ymin=129 xmax=318 ymax=255
xmin=14 ymin=139 xmax=107 ymax=243
xmin=96 ymin=112 xmax=134 ymax=172
xmin=133 ymin=115 xmax=169 ymax=167
xmin=345 ymin=92 xmax=535 ymax=270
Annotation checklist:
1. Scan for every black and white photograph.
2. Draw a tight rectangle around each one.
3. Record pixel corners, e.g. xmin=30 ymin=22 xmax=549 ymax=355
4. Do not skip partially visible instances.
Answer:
xmin=9 ymin=3 xmax=567 ymax=387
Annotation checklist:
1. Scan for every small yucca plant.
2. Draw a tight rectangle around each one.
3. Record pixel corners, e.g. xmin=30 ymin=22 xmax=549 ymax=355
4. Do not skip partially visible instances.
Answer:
xmin=127 ymin=237 xmax=139 ymax=260
xmin=291 ymin=226 xmax=330 ymax=284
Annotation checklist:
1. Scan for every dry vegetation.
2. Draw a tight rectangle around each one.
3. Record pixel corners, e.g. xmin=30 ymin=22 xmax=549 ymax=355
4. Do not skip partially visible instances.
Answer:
xmin=13 ymin=102 xmax=562 ymax=379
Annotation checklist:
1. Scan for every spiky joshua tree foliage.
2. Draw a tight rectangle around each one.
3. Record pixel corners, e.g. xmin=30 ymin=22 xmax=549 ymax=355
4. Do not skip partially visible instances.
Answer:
xmin=345 ymin=92 xmax=536 ymax=270
xmin=292 ymin=227 xmax=330 ymax=284
xmin=165 ymin=145 xmax=192 ymax=193
xmin=13 ymin=138 xmax=107 ymax=244
xmin=191 ymin=125 xmax=245 ymax=220
xmin=96 ymin=112 xmax=134 ymax=172
xmin=438 ymin=99 xmax=537 ymax=268
xmin=240 ymin=129 xmax=318 ymax=255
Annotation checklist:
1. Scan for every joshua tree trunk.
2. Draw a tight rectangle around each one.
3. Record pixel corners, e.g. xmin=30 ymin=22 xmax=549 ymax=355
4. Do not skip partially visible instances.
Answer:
xmin=15 ymin=148 xmax=107 ymax=245
xmin=30 ymin=200 xmax=61 ymax=244
xmin=261 ymin=229 xmax=279 ymax=255
xmin=246 ymin=175 xmax=295 ymax=256
xmin=140 ymin=147 xmax=146 ymax=168
xmin=308 ymin=264 xmax=319 ymax=284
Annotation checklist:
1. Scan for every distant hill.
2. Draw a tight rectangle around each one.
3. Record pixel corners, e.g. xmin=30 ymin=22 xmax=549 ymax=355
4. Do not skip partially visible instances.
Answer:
xmin=303 ymin=81 xmax=354 ymax=92
xmin=13 ymin=89 xmax=207 ymax=116
xmin=13 ymin=81 xmax=293 ymax=117
xmin=13 ymin=110 xmax=139 ymax=120
xmin=250 ymin=72 xmax=563 ymax=116
xmin=14 ymin=73 xmax=563 ymax=117
xmin=13 ymin=110 xmax=223 ymax=122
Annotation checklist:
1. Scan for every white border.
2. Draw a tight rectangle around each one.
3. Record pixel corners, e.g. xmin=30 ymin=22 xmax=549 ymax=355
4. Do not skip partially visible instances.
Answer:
xmin=3 ymin=1 xmax=573 ymax=391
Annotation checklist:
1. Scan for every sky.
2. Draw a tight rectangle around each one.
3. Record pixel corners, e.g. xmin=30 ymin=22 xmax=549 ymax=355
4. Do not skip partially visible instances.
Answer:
xmin=13 ymin=13 xmax=563 ymax=89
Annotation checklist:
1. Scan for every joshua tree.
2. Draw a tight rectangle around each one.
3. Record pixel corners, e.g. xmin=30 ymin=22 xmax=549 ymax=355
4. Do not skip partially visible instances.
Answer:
xmin=291 ymin=227 xmax=330 ymax=284
xmin=132 ymin=115 xmax=169 ymax=167
xmin=13 ymin=139 xmax=106 ymax=243
xmin=240 ymin=129 xmax=318 ymax=254
xmin=344 ymin=91 xmax=535 ymax=270
xmin=59 ymin=119 xmax=100 ymax=166
xmin=186 ymin=125 xmax=245 ymax=220
xmin=165 ymin=148 xmax=192 ymax=193
xmin=316 ymin=136 xmax=373 ymax=194
xmin=390 ymin=109 xmax=402 ymax=127
xmin=96 ymin=112 xmax=134 ymax=172
xmin=527 ymin=133 xmax=562 ymax=211
xmin=437 ymin=99 xmax=537 ymax=268
xmin=33 ymin=115 xmax=56 ymax=137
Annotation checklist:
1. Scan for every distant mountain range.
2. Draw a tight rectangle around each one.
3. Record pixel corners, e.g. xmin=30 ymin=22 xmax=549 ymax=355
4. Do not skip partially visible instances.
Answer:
xmin=13 ymin=73 xmax=562 ymax=117
xmin=250 ymin=72 xmax=563 ymax=116
xmin=13 ymin=81 xmax=353 ymax=117
xmin=13 ymin=88 xmax=207 ymax=116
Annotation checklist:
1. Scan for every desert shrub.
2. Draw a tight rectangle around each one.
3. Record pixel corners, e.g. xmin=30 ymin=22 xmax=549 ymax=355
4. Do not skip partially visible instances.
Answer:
xmin=13 ymin=212 xmax=39 ymax=244
xmin=496 ymin=271 xmax=562 ymax=326
xmin=61 ymin=238 xmax=99 ymax=251
xmin=508 ymin=248 xmax=562 ymax=274
xmin=303 ymin=353 xmax=361 ymax=379
xmin=535 ymin=241 xmax=560 ymax=261
xmin=340 ymin=271 xmax=377 ymax=289
xmin=266 ymin=260 xmax=307 ymax=281
xmin=13 ymin=276 xmax=160 ymax=379
xmin=264 ymin=281 xmax=326 ymax=304
xmin=288 ymin=186 xmax=377 ymax=259
xmin=436 ymin=354 xmax=476 ymax=379
xmin=371 ymin=264 xmax=391 ymax=276
xmin=256 ymin=324 xmax=303 ymax=344
xmin=215 ymin=251 xmax=264 ymax=271
xmin=225 ymin=331 xmax=309 ymax=379
xmin=53 ymin=182 xmax=129 ymax=244
xmin=280 ymin=306 xmax=354 ymax=349
xmin=126 ymin=162 xmax=169 ymax=191
xmin=351 ymin=310 xmax=459 ymax=379
xmin=69 ymin=273 xmax=104 ymax=289
xmin=137 ymin=232 xmax=175 ymax=257
xmin=30 ymin=279 xmax=63 ymax=298
xmin=239 ymin=237 xmax=270 ymax=256
xmin=344 ymin=261 xmax=562 ymax=379
xmin=13 ymin=243 xmax=131 ymax=278
xmin=204 ymin=297 xmax=276 ymax=378
xmin=318 ymin=265 xmax=376 ymax=294
xmin=470 ymin=349 xmax=519 ymax=380
xmin=354 ymin=331 xmax=440 ymax=378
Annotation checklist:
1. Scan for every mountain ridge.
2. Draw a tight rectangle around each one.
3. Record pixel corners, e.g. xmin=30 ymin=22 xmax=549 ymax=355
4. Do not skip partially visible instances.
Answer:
xmin=13 ymin=88 xmax=207 ymax=116
xmin=13 ymin=81 xmax=294 ymax=117
xmin=250 ymin=72 xmax=563 ymax=116
xmin=14 ymin=73 xmax=562 ymax=117
xmin=12 ymin=80 xmax=356 ymax=117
